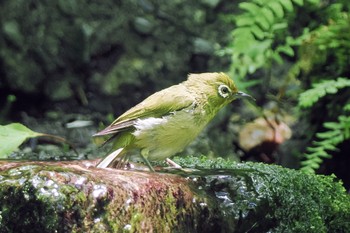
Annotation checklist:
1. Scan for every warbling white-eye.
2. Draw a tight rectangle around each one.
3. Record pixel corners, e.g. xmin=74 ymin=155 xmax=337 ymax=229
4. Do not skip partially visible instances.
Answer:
xmin=94 ymin=72 xmax=253 ymax=171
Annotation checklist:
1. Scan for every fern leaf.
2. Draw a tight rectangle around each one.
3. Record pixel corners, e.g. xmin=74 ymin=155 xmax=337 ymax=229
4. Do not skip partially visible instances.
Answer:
xmin=281 ymin=0 xmax=294 ymax=12
xmin=299 ymin=77 xmax=350 ymax=108
xmin=292 ymin=0 xmax=304 ymax=6
xmin=268 ymin=2 xmax=285 ymax=18
xmin=250 ymin=25 xmax=265 ymax=39
xmin=301 ymin=115 xmax=350 ymax=173
xmin=271 ymin=22 xmax=288 ymax=31
xmin=343 ymin=104 xmax=350 ymax=112
xmin=236 ymin=16 xmax=255 ymax=27
xmin=239 ymin=2 xmax=261 ymax=15
xmin=316 ymin=130 xmax=340 ymax=139
xmin=261 ymin=7 xmax=275 ymax=24
xmin=323 ymin=122 xmax=343 ymax=130
xmin=276 ymin=44 xmax=295 ymax=56
xmin=306 ymin=0 xmax=321 ymax=4
xmin=227 ymin=0 xmax=321 ymax=80
xmin=301 ymin=157 xmax=321 ymax=169
xmin=255 ymin=14 xmax=271 ymax=30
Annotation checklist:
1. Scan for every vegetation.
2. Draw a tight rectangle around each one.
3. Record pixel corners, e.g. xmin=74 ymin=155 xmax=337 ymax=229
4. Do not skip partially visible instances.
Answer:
xmin=225 ymin=0 xmax=350 ymax=173
xmin=0 ymin=123 xmax=76 ymax=158
xmin=172 ymin=155 xmax=350 ymax=232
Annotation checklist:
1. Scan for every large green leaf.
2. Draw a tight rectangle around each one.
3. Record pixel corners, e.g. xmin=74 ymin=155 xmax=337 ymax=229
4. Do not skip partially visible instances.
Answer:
xmin=0 ymin=123 xmax=44 ymax=158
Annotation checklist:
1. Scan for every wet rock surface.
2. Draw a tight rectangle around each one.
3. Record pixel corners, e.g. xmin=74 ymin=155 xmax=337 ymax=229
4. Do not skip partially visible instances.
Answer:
xmin=0 ymin=160 xmax=349 ymax=233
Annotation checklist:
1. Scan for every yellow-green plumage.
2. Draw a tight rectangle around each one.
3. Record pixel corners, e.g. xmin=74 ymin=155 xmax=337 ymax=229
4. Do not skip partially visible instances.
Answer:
xmin=94 ymin=72 xmax=250 ymax=171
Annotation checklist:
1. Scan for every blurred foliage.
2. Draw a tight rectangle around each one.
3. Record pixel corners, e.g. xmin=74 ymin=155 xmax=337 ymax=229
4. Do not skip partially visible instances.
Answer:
xmin=0 ymin=0 xmax=242 ymax=160
xmin=0 ymin=95 xmax=16 ymax=123
xmin=224 ymin=0 xmax=350 ymax=173
xmin=0 ymin=0 xmax=233 ymax=107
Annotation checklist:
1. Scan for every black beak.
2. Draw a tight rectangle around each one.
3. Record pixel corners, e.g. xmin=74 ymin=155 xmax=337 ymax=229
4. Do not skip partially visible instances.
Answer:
xmin=235 ymin=91 xmax=255 ymax=101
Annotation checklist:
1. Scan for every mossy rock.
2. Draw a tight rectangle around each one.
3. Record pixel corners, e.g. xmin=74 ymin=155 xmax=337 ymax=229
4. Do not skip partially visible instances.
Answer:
xmin=0 ymin=158 xmax=349 ymax=233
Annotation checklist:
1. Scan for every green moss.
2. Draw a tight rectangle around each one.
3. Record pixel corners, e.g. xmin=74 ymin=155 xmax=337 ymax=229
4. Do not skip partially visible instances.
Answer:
xmin=0 ymin=165 xmax=110 ymax=233
xmin=130 ymin=212 xmax=144 ymax=232
xmin=172 ymin=155 xmax=350 ymax=232
xmin=107 ymin=188 xmax=180 ymax=232
xmin=163 ymin=192 xmax=178 ymax=227
xmin=0 ymin=166 xmax=61 ymax=232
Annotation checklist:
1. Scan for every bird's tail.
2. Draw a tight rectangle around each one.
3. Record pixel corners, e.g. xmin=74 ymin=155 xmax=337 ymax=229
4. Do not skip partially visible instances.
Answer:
xmin=96 ymin=148 xmax=126 ymax=168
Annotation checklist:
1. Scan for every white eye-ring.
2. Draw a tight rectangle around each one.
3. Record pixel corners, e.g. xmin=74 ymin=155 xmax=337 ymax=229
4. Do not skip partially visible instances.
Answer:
xmin=218 ymin=84 xmax=231 ymax=98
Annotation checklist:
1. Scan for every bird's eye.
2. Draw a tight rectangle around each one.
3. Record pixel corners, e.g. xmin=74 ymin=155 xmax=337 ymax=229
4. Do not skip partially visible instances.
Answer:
xmin=218 ymin=85 xmax=231 ymax=98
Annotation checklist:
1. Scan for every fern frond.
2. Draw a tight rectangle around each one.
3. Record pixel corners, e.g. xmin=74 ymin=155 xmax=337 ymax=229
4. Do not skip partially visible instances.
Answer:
xmin=301 ymin=115 xmax=350 ymax=173
xmin=228 ymin=0 xmax=321 ymax=79
xmin=298 ymin=77 xmax=350 ymax=108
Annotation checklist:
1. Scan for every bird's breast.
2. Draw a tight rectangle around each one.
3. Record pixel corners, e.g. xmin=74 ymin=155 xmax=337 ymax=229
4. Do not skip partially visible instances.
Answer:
xmin=132 ymin=110 xmax=208 ymax=161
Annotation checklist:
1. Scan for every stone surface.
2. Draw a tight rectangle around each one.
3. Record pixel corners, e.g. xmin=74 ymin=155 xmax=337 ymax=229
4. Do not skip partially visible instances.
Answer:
xmin=0 ymin=160 xmax=349 ymax=232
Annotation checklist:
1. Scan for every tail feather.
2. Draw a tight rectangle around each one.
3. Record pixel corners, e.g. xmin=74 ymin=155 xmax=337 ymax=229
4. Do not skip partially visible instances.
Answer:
xmin=96 ymin=148 xmax=125 ymax=168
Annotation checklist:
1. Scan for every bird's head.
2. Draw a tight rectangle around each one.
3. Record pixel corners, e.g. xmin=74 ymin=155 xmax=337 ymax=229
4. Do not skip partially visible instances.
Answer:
xmin=185 ymin=72 xmax=253 ymax=109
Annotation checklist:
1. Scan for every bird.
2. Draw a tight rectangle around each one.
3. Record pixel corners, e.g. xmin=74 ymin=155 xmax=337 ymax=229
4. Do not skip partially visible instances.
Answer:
xmin=93 ymin=72 xmax=253 ymax=171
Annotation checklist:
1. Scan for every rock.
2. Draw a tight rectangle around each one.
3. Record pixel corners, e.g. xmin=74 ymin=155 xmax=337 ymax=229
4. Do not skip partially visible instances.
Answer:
xmin=0 ymin=159 xmax=349 ymax=232
xmin=239 ymin=117 xmax=292 ymax=162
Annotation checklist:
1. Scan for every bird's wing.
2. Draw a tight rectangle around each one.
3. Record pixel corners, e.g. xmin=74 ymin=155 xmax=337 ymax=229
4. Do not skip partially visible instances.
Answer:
xmin=93 ymin=120 xmax=137 ymax=136
xmin=94 ymin=83 xmax=194 ymax=136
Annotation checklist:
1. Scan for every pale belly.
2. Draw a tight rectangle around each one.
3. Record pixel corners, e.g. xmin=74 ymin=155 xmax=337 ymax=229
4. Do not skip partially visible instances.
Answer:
xmin=132 ymin=111 xmax=208 ymax=161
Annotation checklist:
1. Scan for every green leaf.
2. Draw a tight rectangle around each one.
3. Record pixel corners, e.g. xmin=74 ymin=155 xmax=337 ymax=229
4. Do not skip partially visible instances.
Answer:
xmin=232 ymin=27 xmax=253 ymax=38
xmin=306 ymin=0 xmax=320 ymax=4
xmin=298 ymin=77 xmax=350 ymax=108
xmin=0 ymin=123 xmax=44 ymax=158
xmin=272 ymin=52 xmax=283 ymax=64
xmin=343 ymin=104 xmax=350 ymax=112
xmin=255 ymin=14 xmax=271 ymax=30
xmin=239 ymin=2 xmax=261 ymax=15
xmin=316 ymin=150 xmax=332 ymax=159
xmin=268 ymin=2 xmax=284 ymax=18
xmin=271 ymin=22 xmax=288 ymax=31
xmin=321 ymin=143 xmax=338 ymax=151
xmin=306 ymin=147 xmax=321 ymax=153
xmin=325 ymin=86 xmax=338 ymax=94
xmin=261 ymin=7 xmax=275 ymax=24
xmin=305 ymin=160 xmax=321 ymax=169
xmin=277 ymin=45 xmax=295 ymax=56
xmin=310 ymin=156 xmax=323 ymax=164
xmin=292 ymin=0 xmax=304 ymax=6
xmin=250 ymin=25 xmax=265 ymax=39
xmin=236 ymin=16 xmax=255 ymax=26
xmin=300 ymin=166 xmax=315 ymax=174
xmin=280 ymin=0 xmax=294 ymax=12
xmin=316 ymin=130 xmax=340 ymax=139
xmin=323 ymin=122 xmax=342 ymax=130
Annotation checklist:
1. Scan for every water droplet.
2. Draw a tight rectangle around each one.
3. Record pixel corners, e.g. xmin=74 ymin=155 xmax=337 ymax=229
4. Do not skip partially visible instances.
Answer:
xmin=124 ymin=224 xmax=132 ymax=231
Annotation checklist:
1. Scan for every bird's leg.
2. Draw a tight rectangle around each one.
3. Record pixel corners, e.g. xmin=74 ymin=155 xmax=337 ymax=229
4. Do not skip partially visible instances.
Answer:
xmin=140 ymin=149 xmax=155 ymax=172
